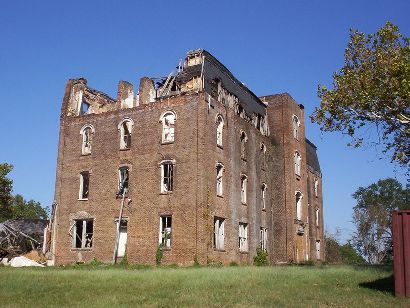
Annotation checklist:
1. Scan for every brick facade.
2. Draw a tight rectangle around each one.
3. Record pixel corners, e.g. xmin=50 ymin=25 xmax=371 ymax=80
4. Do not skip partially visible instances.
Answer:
xmin=49 ymin=49 xmax=324 ymax=265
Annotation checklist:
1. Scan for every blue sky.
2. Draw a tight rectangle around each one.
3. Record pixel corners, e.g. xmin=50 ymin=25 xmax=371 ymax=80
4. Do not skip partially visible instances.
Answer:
xmin=0 ymin=1 xmax=409 ymax=241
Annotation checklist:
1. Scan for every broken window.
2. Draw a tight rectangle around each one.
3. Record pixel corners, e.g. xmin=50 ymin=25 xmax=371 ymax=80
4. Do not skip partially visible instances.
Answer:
xmin=214 ymin=217 xmax=225 ymax=250
xmin=240 ymin=131 xmax=247 ymax=160
xmin=79 ymin=171 xmax=90 ymax=200
xmin=315 ymin=208 xmax=320 ymax=227
xmin=216 ymin=115 xmax=224 ymax=147
xmin=295 ymin=191 xmax=303 ymax=220
xmin=162 ymin=111 xmax=176 ymax=143
xmin=239 ymin=222 xmax=248 ymax=252
xmin=72 ymin=219 xmax=93 ymax=249
xmin=81 ymin=125 xmax=94 ymax=155
xmin=292 ymin=115 xmax=300 ymax=140
xmin=294 ymin=151 xmax=301 ymax=176
xmin=241 ymin=174 xmax=247 ymax=204
xmin=260 ymin=143 xmax=266 ymax=169
xmin=118 ymin=167 xmax=129 ymax=196
xmin=119 ymin=119 xmax=133 ymax=150
xmin=260 ymin=227 xmax=268 ymax=252
xmin=159 ymin=215 xmax=172 ymax=248
xmin=161 ymin=161 xmax=174 ymax=193
xmin=216 ymin=163 xmax=224 ymax=196
xmin=314 ymin=177 xmax=319 ymax=197
xmin=261 ymin=183 xmax=267 ymax=210
xmin=80 ymin=101 xmax=90 ymax=116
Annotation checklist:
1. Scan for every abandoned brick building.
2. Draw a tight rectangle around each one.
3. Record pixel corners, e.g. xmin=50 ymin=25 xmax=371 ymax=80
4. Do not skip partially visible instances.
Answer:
xmin=49 ymin=49 xmax=324 ymax=265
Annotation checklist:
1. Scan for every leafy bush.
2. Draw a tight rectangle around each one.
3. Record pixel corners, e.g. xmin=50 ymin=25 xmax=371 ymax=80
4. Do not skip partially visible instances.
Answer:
xmin=253 ymin=248 xmax=268 ymax=266
xmin=229 ymin=261 xmax=238 ymax=267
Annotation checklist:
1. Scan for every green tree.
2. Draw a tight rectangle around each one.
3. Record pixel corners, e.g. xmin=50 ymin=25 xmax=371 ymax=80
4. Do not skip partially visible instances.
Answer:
xmin=325 ymin=230 xmax=366 ymax=265
xmin=311 ymin=22 xmax=410 ymax=168
xmin=0 ymin=163 xmax=13 ymax=222
xmin=11 ymin=194 xmax=48 ymax=220
xmin=352 ymin=178 xmax=409 ymax=264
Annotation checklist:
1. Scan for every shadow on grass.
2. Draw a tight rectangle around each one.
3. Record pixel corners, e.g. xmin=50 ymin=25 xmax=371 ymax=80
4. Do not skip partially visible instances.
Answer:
xmin=359 ymin=274 xmax=394 ymax=295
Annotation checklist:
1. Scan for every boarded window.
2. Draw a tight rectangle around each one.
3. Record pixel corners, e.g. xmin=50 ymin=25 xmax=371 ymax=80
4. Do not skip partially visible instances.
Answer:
xmin=73 ymin=219 xmax=93 ymax=249
xmin=159 ymin=216 xmax=172 ymax=248
xmin=79 ymin=171 xmax=89 ymax=199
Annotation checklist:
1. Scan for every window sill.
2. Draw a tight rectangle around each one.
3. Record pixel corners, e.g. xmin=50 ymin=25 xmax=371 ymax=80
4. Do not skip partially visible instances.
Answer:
xmin=262 ymin=208 xmax=266 ymax=212
xmin=116 ymin=194 xmax=129 ymax=199
xmin=160 ymin=191 xmax=173 ymax=195
xmin=242 ymin=202 xmax=247 ymax=206
xmin=217 ymin=194 xmax=223 ymax=198
xmin=71 ymin=248 xmax=93 ymax=251
xmin=161 ymin=141 xmax=174 ymax=145
xmin=217 ymin=144 xmax=223 ymax=149
xmin=239 ymin=251 xmax=249 ymax=254
xmin=78 ymin=198 xmax=88 ymax=201
xmin=119 ymin=148 xmax=130 ymax=151
xmin=214 ymin=249 xmax=226 ymax=252
xmin=295 ymin=174 xmax=301 ymax=180
xmin=81 ymin=153 xmax=91 ymax=156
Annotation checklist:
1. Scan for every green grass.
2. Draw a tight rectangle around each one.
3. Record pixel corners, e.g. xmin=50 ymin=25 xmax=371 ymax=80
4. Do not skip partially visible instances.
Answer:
xmin=0 ymin=265 xmax=406 ymax=307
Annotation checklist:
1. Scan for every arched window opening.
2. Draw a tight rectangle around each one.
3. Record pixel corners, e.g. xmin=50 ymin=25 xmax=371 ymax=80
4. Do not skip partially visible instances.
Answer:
xmin=240 ymin=131 xmax=247 ymax=160
xmin=261 ymin=183 xmax=267 ymax=210
xmin=216 ymin=115 xmax=224 ymax=147
xmin=161 ymin=111 xmax=176 ymax=143
xmin=295 ymin=191 xmax=303 ymax=220
xmin=216 ymin=163 xmax=224 ymax=196
xmin=260 ymin=143 xmax=267 ymax=169
xmin=80 ymin=124 xmax=95 ymax=155
xmin=292 ymin=115 xmax=300 ymax=140
xmin=119 ymin=119 xmax=133 ymax=150
xmin=294 ymin=151 xmax=301 ymax=176
xmin=241 ymin=174 xmax=248 ymax=204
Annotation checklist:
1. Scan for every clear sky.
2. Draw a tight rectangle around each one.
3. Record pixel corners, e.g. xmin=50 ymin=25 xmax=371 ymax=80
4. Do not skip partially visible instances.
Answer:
xmin=1 ymin=0 xmax=409 ymax=241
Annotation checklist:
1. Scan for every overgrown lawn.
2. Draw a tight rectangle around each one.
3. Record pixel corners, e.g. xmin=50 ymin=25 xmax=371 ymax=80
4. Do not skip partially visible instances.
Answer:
xmin=0 ymin=265 xmax=405 ymax=307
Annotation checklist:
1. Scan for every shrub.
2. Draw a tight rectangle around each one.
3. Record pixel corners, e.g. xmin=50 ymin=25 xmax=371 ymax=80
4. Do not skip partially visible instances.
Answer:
xmin=89 ymin=258 xmax=103 ymax=266
xmin=156 ymin=244 xmax=164 ymax=265
xmin=229 ymin=261 xmax=238 ymax=267
xmin=253 ymin=248 xmax=268 ymax=266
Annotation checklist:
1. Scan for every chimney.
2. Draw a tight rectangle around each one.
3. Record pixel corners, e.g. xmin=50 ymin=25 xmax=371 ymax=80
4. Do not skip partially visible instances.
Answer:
xmin=117 ymin=81 xmax=134 ymax=109
xmin=138 ymin=77 xmax=156 ymax=105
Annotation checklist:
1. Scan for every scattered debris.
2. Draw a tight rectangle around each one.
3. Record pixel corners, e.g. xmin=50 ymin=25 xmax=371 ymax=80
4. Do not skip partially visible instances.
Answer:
xmin=9 ymin=256 xmax=44 ymax=267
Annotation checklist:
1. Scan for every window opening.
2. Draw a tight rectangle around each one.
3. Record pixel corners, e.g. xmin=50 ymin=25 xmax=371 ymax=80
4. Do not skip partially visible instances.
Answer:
xmin=79 ymin=171 xmax=90 ymax=199
xmin=213 ymin=217 xmax=225 ymax=250
xmin=80 ymin=101 xmax=90 ymax=116
xmin=239 ymin=223 xmax=248 ymax=252
xmin=159 ymin=216 xmax=172 ymax=248
xmin=216 ymin=164 xmax=224 ymax=196
xmin=73 ymin=219 xmax=93 ymax=249
xmin=118 ymin=167 xmax=129 ymax=196
xmin=162 ymin=112 xmax=176 ymax=143
xmin=260 ymin=227 xmax=268 ymax=252
xmin=161 ymin=161 xmax=174 ymax=193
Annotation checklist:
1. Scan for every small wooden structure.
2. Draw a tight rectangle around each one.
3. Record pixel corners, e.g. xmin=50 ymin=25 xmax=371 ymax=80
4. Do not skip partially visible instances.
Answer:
xmin=393 ymin=210 xmax=410 ymax=297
